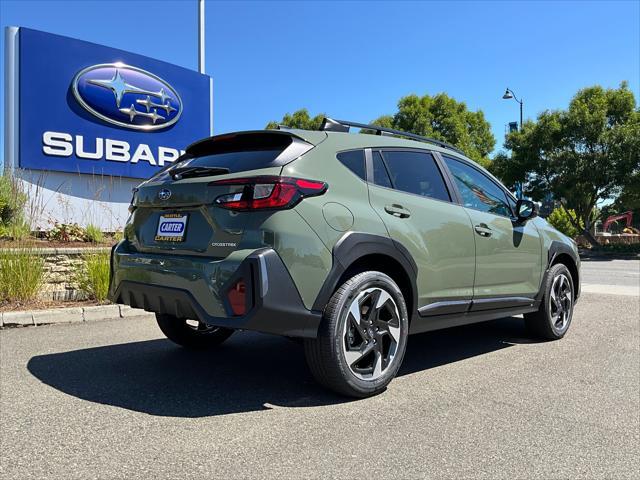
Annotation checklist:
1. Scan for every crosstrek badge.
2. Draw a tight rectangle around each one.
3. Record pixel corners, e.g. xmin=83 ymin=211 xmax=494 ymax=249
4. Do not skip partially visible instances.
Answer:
xmin=155 ymin=213 xmax=188 ymax=242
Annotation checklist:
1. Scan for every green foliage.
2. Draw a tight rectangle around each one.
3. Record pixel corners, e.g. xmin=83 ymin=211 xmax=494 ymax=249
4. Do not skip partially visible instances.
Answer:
xmin=368 ymin=93 xmax=496 ymax=167
xmin=266 ymin=109 xmax=326 ymax=130
xmin=0 ymin=174 xmax=28 ymax=239
xmin=491 ymin=82 xmax=640 ymax=245
xmin=48 ymin=223 xmax=88 ymax=242
xmin=85 ymin=224 xmax=104 ymax=244
xmin=0 ymin=219 xmax=31 ymax=241
xmin=74 ymin=252 xmax=110 ymax=302
xmin=546 ymin=208 xmax=582 ymax=238
xmin=266 ymin=95 xmax=496 ymax=168
xmin=0 ymin=248 xmax=45 ymax=302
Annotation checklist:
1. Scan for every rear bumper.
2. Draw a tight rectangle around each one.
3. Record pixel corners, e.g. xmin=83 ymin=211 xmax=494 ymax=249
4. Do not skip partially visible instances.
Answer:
xmin=109 ymin=244 xmax=321 ymax=338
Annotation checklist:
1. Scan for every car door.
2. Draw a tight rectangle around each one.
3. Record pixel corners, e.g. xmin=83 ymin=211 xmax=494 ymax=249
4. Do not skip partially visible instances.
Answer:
xmin=366 ymin=149 xmax=476 ymax=314
xmin=441 ymin=155 xmax=543 ymax=304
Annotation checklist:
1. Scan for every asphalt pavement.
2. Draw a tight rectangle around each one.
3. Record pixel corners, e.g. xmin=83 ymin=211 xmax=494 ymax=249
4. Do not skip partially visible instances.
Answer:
xmin=1 ymin=260 xmax=639 ymax=479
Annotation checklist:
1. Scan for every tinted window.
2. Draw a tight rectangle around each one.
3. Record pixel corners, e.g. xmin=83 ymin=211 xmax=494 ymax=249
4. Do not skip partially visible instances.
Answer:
xmin=337 ymin=150 xmax=366 ymax=180
xmin=443 ymin=156 xmax=512 ymax=217
xmin=161 ymin=133 xmax=294 ymax=176
xmin=372 ymin=151 xmax=393 ymax=188
xmin=176 ymin=150 xmax=283 ymax=174
xmin=381 ymin=151 xmax=450 ymax=201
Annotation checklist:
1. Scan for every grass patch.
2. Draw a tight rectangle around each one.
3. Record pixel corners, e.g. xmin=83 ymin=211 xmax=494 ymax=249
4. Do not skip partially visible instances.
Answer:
xmin=0 ymin=219 xmax=31 ymax=241
xmin=0 ymin=248 xmax=45 ymax=302
xmin=74 ymin=252 xmax=110 ymax=302
xmin=85 ymin=224 xmax=104 ymax=244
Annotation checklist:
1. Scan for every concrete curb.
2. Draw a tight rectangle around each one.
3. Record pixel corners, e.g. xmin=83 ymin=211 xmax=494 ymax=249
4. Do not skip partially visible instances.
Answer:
xmin=0 ymin=304 xmax=154 ymax=328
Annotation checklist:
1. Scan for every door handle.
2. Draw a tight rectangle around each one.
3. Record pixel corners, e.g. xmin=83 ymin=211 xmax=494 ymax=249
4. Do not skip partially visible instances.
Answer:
xmin=474 ymin=223 xmax=492 ymax=237
xmin=385 ymin=204 xmax=411 ymax=218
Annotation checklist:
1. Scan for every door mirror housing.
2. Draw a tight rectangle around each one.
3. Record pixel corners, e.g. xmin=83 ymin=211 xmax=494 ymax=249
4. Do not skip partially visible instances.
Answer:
xmin=515 ymin=199 xmax=537 ymax=222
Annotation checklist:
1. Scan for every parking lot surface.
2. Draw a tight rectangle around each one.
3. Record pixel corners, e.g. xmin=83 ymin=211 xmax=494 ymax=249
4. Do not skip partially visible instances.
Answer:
xmin=1 ymin=260 xmax=639 ymax=479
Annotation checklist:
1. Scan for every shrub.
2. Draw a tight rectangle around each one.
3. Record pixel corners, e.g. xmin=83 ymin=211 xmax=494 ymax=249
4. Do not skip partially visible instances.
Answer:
xmin=0 ymin=175 xmax=29 ymax=240
xmin=85 ymin=224 xmax=104 ymax=243
xmin=0 ymin=248 xmax=45 ymax=302
xmin=0 ymin=174 xmax=27 ymax=226
xmin=547 ymin=208 xmax=582 ymax=238
xmin=74 ymin=252 xmax=110 ymax=301
xmin=0 ymin=219 xmax=31 ymax=241
xmin=48 ymin=223 xmax=87 ymax=242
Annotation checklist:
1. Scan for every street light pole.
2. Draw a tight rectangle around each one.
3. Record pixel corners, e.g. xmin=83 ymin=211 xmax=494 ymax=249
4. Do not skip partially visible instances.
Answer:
xmin=198 ymin=0 xmax=205 ymax=74
xmin=502 ymin=87 xmax=525 ymax=199
xmin=503 ymin=88 xmax=523 ymax=130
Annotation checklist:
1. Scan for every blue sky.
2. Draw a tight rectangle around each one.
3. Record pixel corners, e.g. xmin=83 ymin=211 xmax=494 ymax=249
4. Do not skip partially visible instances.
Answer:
xmin=1 ymin=0 xmax=638 ymax=164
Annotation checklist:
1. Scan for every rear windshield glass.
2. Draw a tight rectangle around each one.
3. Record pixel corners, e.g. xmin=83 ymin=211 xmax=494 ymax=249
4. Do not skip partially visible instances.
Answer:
xmin=178 ymin=150 xmax=285 ymax=174
xmin=172 ymin=133 xmax=293 ymax=174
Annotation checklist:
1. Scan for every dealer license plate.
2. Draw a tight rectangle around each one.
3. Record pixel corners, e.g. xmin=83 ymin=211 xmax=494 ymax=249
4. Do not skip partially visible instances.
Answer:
xmin=155 ymin=214 xmax=188 ymax=242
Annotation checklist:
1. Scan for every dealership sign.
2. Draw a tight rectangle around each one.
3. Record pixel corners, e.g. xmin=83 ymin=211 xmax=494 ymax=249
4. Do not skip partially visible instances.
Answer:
xmin=8 ymin=28 xmax=212 ymax=179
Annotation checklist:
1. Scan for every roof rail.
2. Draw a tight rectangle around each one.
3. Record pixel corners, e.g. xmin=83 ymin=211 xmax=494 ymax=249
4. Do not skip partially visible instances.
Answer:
xmin=319 ymin=117 xmax=464 ymax=155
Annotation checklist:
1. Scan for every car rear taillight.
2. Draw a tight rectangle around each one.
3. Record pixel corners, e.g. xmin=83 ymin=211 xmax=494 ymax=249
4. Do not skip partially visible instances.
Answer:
xmin=210 ymin=176 xmax=327 ymax=211
xmin=227 ymin=279 xmax=246 ymax=316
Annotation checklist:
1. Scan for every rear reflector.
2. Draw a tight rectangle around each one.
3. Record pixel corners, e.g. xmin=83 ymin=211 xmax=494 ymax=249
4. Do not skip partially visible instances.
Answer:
xmin=227 ymin=279 xmax=246 ymax=316
xmin=211 ymin=176 xmax=327 ymax=211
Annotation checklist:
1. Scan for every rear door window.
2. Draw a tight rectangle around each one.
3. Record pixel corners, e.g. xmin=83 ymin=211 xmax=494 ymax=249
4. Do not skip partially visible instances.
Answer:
xmin=379 ymin=150 xmax=451 ymax=202
xmin=372 ymin=151 xmax=393 ymax=188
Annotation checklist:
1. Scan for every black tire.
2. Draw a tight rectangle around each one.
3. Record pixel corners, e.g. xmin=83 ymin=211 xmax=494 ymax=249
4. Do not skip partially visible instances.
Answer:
xmin=156 ymin=314 xmax=234 ymax=349
xmin=304 ymin=271 xmax=409 ymax=398
xmin=525 ymin=263 xmax=575 ymax=340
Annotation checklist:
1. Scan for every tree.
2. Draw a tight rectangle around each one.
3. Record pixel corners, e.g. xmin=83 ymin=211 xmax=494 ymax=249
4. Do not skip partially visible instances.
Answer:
xmin=368 ymin=93 xmax=496 ymax=167
xmin=491 ymin=82 xmax=640 ymax=246
xmin=266 ymin=109 xmax=325 ymax=131
xmin=546 ymin=207 xmax=582 ymax=238
xmin=265 ymin=94 xmax=495 ymax=167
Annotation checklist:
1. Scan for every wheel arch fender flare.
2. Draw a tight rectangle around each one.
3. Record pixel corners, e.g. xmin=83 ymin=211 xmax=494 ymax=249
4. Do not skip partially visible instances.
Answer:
xmin=537 ymin=240 xmax=581 ymax=302
xmin=312 ymin=232 xmax=418 ymax=319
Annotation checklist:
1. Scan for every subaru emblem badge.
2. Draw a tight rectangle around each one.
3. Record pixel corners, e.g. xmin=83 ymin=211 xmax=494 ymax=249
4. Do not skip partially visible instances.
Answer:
xmin=72 ymin=63 xmax=182 ymax=131
xmin=158 ymin=189 xmax=172 ymax=201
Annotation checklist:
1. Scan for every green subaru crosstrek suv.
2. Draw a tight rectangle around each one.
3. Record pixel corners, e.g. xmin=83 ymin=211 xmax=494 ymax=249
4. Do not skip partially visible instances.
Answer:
xmin=109 ymin=118 xmax=580 ymax=397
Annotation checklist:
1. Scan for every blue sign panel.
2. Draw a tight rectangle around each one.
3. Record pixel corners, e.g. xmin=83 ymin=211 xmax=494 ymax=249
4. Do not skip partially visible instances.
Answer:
xmin=17 ymin=28 xmax=212 ymax=179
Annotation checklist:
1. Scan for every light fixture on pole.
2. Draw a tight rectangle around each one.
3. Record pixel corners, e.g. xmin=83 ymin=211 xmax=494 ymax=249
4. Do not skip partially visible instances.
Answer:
xmin=502 ymin=88 xmax=523 ymax=130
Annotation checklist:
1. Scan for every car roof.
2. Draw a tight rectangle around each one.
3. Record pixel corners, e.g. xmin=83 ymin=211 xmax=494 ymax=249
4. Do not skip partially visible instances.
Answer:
xmin=285 ymin=128 xmax=469 ymax=161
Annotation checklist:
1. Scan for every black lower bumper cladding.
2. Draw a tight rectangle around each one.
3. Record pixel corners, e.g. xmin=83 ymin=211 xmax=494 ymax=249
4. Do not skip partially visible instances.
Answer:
xmin=112 ymin=248 xmax=322 ymax=338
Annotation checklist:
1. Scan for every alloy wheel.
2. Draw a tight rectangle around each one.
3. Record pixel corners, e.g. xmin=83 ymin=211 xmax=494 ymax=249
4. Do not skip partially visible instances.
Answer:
xmin=342 ymin=287 xmax=401 ymax=381
xmin=549 ymin=273 xmax=573 ymax=333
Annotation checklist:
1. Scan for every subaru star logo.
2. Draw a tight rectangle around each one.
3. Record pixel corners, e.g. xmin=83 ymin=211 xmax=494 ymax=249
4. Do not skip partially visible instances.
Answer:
xmin=72 ymin=63 xmax=182 ymax=131
xmin=158 ymin=189 xmax=172 ymax=201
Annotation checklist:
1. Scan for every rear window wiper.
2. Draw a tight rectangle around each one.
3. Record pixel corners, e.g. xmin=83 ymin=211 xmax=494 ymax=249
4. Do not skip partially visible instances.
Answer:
xmin=170 ymin=166 xmax=230 ymax=180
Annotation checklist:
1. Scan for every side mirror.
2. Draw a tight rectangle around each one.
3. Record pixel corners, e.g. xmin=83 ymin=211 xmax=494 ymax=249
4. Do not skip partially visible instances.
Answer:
xmin=516 ymin=199 xmax=537 ymax=222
